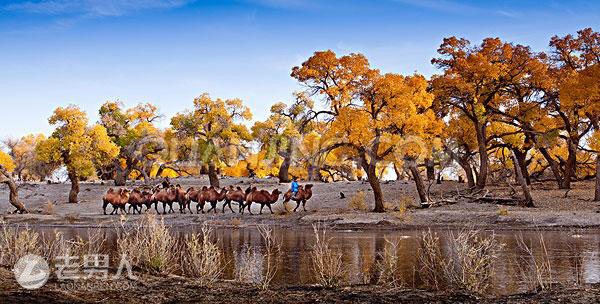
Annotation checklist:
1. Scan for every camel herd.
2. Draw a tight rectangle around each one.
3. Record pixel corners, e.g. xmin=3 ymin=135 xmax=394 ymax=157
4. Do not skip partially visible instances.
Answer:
xmin=102 ymin=182 xmax=314 ymax=216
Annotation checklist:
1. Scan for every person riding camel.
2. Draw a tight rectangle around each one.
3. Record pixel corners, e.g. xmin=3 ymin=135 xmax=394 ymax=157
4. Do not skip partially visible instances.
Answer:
xmin=290 ymin=177 xmax=300 ymax=199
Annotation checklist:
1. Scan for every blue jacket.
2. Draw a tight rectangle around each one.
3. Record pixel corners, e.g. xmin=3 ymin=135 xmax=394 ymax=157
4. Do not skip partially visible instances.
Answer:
xmin=291 ymin=181 xmax=299 ymax=193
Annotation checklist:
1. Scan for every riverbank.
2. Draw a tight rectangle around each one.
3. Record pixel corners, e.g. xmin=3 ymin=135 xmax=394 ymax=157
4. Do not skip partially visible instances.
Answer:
xmin=1 ymin=177 xmax=599 ymax=230
xmin=1 ymin=267 xmax=598 ymax=304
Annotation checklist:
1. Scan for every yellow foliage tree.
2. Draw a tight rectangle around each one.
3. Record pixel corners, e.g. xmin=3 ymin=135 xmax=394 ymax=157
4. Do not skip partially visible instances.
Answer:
xmin=37 ymin=106 xmax=120 ymax=203
xmin=293 ymin=50 xmax=442 ymax=211
xmin=171 ymin=93 xmax=253 ymax=187
xmin=0 ymin=151 xmax=28 ymax=213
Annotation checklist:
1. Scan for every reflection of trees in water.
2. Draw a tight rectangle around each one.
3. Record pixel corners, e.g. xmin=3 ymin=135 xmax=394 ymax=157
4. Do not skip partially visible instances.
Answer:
xmin=120 ymin=227 xmax=600 ymax=292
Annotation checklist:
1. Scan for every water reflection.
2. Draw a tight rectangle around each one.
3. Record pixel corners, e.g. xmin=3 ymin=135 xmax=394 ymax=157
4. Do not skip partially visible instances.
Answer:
xmin=33 ymin=226 xmax=600 ymax=295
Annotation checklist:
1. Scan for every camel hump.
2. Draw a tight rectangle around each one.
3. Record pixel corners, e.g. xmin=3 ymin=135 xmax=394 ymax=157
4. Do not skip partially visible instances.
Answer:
xmin=305 ymin=184 xmax=313 ymax=189
xmin=236 ymin=186 xmax=242 ymax=191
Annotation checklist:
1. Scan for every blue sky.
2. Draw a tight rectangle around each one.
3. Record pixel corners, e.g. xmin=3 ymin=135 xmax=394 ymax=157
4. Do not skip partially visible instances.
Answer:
xmin=0 ymin=0 xmax=598 ymax=138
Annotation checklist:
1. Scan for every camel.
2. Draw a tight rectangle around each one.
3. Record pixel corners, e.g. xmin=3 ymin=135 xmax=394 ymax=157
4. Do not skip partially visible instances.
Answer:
xmin=243 ymin=188 xmax=281 ymax=215
xmin=188 ymin=186 xmax=209 ymax=214
xmin=283 ymin=184 xmax=313 ymax=212
xmin=221 ymin=185 xmax=246 ymax=213
xmin=127 ymin=188 xmax=146 ymax=214
xmin=204 ymin=186 xmax=228 ymax=214
xmin=172 ymin=185 xmax=191 ymax=214
xmin=102 ymin=188 xmax=130 ymax=215
xmin=152 ymin=186 xmax=178 ymax=214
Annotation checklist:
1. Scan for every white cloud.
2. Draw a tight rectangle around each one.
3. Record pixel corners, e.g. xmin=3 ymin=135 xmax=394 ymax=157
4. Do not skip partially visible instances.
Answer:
xmin=4 ymin=0 xmax=194 ymax=17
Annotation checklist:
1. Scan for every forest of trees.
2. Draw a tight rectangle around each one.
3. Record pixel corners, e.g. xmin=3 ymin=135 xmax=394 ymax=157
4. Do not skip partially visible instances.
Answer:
xmin=1 ymin=28 xmax=599 ymax=211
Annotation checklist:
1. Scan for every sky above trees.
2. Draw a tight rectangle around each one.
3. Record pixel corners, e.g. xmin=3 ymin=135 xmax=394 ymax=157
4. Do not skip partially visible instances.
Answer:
xmin=0 ymin=0 xmax=598 ymax=137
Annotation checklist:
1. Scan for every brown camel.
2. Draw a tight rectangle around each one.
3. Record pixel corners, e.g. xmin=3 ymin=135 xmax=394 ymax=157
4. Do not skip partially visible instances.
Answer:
xmin=188 ymin=186 xmax=209 ymax=214
xmin=152 ymin=186 xmax=178 ymax=214
xmin=129 ymin=188 xmax=156 ymax=214
xmin=244 ymin=188 xmax=281 ymax=215
xmin=283 ymin=184 xmax=313 ymax=212
xmin=172 ymin=184 xmax=191 ymax=214
xmin=205 ymin=186 xmax=228 ymax=214
xmin=102 ymin=188 xmax=130 ymax=215
xmin=222 ymin=185 xmax=246 ymax=213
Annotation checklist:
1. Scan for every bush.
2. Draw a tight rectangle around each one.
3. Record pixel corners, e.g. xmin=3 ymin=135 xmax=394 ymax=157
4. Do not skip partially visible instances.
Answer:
xmin=348 ymin=191 xmax=367 ymax=211
xmin=181 ymin=225 xmax=222 ymax=286
xmin=311 ymin=224 xmax=345 ymax=287
xmin=117 ymin=214 xmax=179 ymax=274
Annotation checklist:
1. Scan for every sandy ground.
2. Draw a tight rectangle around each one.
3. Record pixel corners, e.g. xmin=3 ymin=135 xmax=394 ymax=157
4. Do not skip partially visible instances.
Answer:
xmin=1 ymin=176 xmax=599 ymax=230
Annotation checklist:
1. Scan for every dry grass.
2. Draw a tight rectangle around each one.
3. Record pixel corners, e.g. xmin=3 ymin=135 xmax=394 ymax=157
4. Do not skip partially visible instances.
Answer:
xmin=181 ymin=225 xmax=223 ymax=286
xmin=376 ymin=237 xmax=403 ymax=287
xmin=42 ymin=201 xmax=55 ymax=215
xmin=516 ymin=233 xmax=553 ymax=290
xmin=497 ymin=207 xmax=509 ymax=216
xmin=257 ymin=225 xmax=280 ymax=290
xmin=311 ymin=224 xmax=345 ymax=287
xmin=446 ymin=229 xmax=501 ymax=293
xmin=418 ymin=229 xmax=447 ymax=290
xmin=117 ymin=214 xmax=179 ymax=274
xmin=235 ymin=245 xmax=262 ymax=284
xmin=274 ymin=202 xmax=294 ymax=216
xmin=0 ymin=222 xmax=41 ymax=266
xmin=348 ymin=191 xmax=367 ymax=211
xmin=418 ymin=229 xmax=501 ymax=294
xmin=231 ymin=218 xmax=242 ymax=227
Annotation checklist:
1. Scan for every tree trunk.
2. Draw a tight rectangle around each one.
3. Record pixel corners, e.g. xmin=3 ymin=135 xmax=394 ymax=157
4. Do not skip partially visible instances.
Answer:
xmin=511 ymin=153 xmax=534 ymax=207
xmin=512 ymin=149 xmax=530 ymax=185
xmin=424 ymin=158 xmax=435 ymax=181
xmin=68 ymin=172 xmax=79 ymax=204
xmin=393 ymin=163 xmax=403 ymax=181
xmin=458 ymin=160 xmax=476 ymax=189
xmin=561 ymin=139 xmax=578 ymax=189
xmin=364 ymin=163 xmax=384 ymax=213
xmin=475 ymin=124 xmax=489 ymax=189
xmin=595 ymin=154 xmax=600 ymax=202
xmin=407 ymin=160 xmax=428 ymax=205
xmin=538 ymin=146 xmax=564 ymax=188
xmin=278 ymin=153 xmax=291 ymax=183
xmin=0 ymin=166 xmax=28 ymax=213
xmin=208 ymin=162 xmax=220 ymax=188
xmin=114 ymin=166 xmax=129 ymax=186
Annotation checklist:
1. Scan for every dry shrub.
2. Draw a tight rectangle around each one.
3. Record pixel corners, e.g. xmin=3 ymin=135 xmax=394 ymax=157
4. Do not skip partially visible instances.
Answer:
xmin=42 ymin=201 xmax=55 ymax=215
xmin=181 ymin=225 xmax=223 ymax=286
xmin=516 ymin=233 xmax=553 ymax=290
xmin=64 ymin=213 xmax=80 ymax=224
xmin=235 ymin=245 xmax=262 ymax=284
xmin=231 ymin=218 xmax=242 ymax=227
xmin=348 ymin=191 xmax=367 ymax=211
xmin=311 ymin=224 xmax=345 ymax=287
xmin=117 ymin=214 xmax=178 ymax=274
xmin=446 ymin=229 xmax=501 ymax=293
xmin=0 ymin=223 xmax=41 ymax=266
xmin=257 ymin=225 xmax=280 ymax=290
xmin=418 ymin=229 xmax=447 ymax=290
xmin=274 ymin=202 xmax=294 ymax=216
xmin=376 ymin=237 xmax=403 ymax=287
xmin=418 ymin=229 xmax=501 ymax=294
xmin=497 ymin=207 xmax=509 ymax=216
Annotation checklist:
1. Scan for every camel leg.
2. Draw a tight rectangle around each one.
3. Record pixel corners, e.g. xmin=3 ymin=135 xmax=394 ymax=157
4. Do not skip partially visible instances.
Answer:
xmin=222 ymin=200 xmax=228 ymax=213
xmin=187 ymin=202 xmax=193 ymax=214
xmin=228 ymin=201 xmax=236 ymax=213
xmin=155 ymin=202 xmax=160 ymax=214
xmin=103 ymin=200 xmax=109 ymax=215
xmin=162 ymin=202 xmax=168 ymax=215
xmin=110 ymin=205 xmax=117 ymax=215
xmin=268 ymin=204 xmax=274 ymax=214
xmin=293 ymin=201 xmax=300 ymax=212
xmin=302 ymin=200 xmax=307 ymax=212
xmin=168 ymin=202 xmax=174 ymax=213
xmin=259 ymin=204 xmax=264 ymax=215
xmin=121 ymin=205 xmax=127 ymax=214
